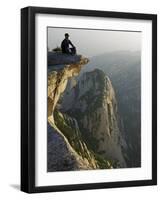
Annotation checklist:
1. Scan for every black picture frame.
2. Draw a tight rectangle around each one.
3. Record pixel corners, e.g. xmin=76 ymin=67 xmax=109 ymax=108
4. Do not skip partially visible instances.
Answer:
xmin=21 ymin=6 xmax=157 ymax=193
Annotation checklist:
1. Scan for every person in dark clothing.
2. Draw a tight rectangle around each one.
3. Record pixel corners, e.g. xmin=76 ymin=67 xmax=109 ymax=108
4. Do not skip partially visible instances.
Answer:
xmin=61 ymin=33 xmax=76 ymax=55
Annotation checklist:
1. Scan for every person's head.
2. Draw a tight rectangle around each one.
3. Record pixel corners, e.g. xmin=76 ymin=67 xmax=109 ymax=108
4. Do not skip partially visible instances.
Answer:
xmin=65 ymin=33 xmax=69 ymax=39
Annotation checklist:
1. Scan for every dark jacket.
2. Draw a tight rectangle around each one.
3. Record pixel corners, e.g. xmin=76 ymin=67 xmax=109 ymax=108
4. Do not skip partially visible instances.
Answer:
xmin=61 ymin=39 xmax=74 ymax=53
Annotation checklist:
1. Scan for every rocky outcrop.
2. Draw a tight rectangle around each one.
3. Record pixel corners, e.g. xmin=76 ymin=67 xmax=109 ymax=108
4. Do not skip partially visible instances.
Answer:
xmin=47 ymin=53 xmax=111 ymax=171
xmin=48 ymin=52 xmax=82 ymax=66
xmin=48 ymin=54 xmax=89 ymax=120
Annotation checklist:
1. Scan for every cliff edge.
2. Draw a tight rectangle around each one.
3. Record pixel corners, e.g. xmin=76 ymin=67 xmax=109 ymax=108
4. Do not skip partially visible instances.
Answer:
xmin=47 ymin=53 xmax=103 ymax=171
xmin=48 ymin=52 xmax=89 ymax=121
xmin=47 ymin=52 xmax=126 ymax=171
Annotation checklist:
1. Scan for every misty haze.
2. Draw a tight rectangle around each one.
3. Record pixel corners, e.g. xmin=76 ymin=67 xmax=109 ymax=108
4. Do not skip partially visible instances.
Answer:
xmin=47 ymin=27 xmax=141 ymax=57
xmin=47 ymin=27 xmax=141 ymax=171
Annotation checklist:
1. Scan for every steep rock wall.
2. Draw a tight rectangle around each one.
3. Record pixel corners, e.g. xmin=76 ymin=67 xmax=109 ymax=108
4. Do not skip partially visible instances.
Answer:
xmin=47 ymin=55 xmax=106 ymax=171
xmin=60 ymin=69 xmax=126 ymax=167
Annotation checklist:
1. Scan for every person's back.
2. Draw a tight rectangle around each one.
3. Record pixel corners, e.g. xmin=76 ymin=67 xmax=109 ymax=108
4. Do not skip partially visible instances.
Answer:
xmin=61 ymin=38 xmax=70 ymax=53
xmin=61 ymin=33 xmax=76 ymax=55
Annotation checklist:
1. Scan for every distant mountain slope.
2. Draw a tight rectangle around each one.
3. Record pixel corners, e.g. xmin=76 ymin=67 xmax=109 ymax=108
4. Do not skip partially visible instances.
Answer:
xmin=80 ymin=51 xmax=141 ymax=167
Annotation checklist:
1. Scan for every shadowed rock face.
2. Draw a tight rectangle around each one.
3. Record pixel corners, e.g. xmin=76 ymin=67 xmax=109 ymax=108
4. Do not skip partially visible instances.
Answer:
xmin=47 ymin=55 xmax=89 ymax=119
xmin=48 ymin=122 xmax=77 ymax=172
xmin=48 ymin=52 xmax=82 ymax=66
xmin=47 ymin=122 xmax=95 ymax=171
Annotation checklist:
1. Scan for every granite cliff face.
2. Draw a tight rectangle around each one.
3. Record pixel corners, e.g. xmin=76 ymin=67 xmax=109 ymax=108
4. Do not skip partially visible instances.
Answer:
xmin=47 ymin=52 xmax=126 ymax=171
xmin=60 ymin=69 xmax=126 ymax=167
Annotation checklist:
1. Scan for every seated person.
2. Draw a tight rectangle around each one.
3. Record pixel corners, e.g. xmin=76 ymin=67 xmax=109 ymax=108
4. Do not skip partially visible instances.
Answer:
xmin=61 ymin=33 xmax=76 ymax=55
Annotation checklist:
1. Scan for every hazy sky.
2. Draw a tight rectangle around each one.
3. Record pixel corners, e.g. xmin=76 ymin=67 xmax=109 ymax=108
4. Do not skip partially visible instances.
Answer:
xmin=48 ymin=27 xmax=141 ymax=57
